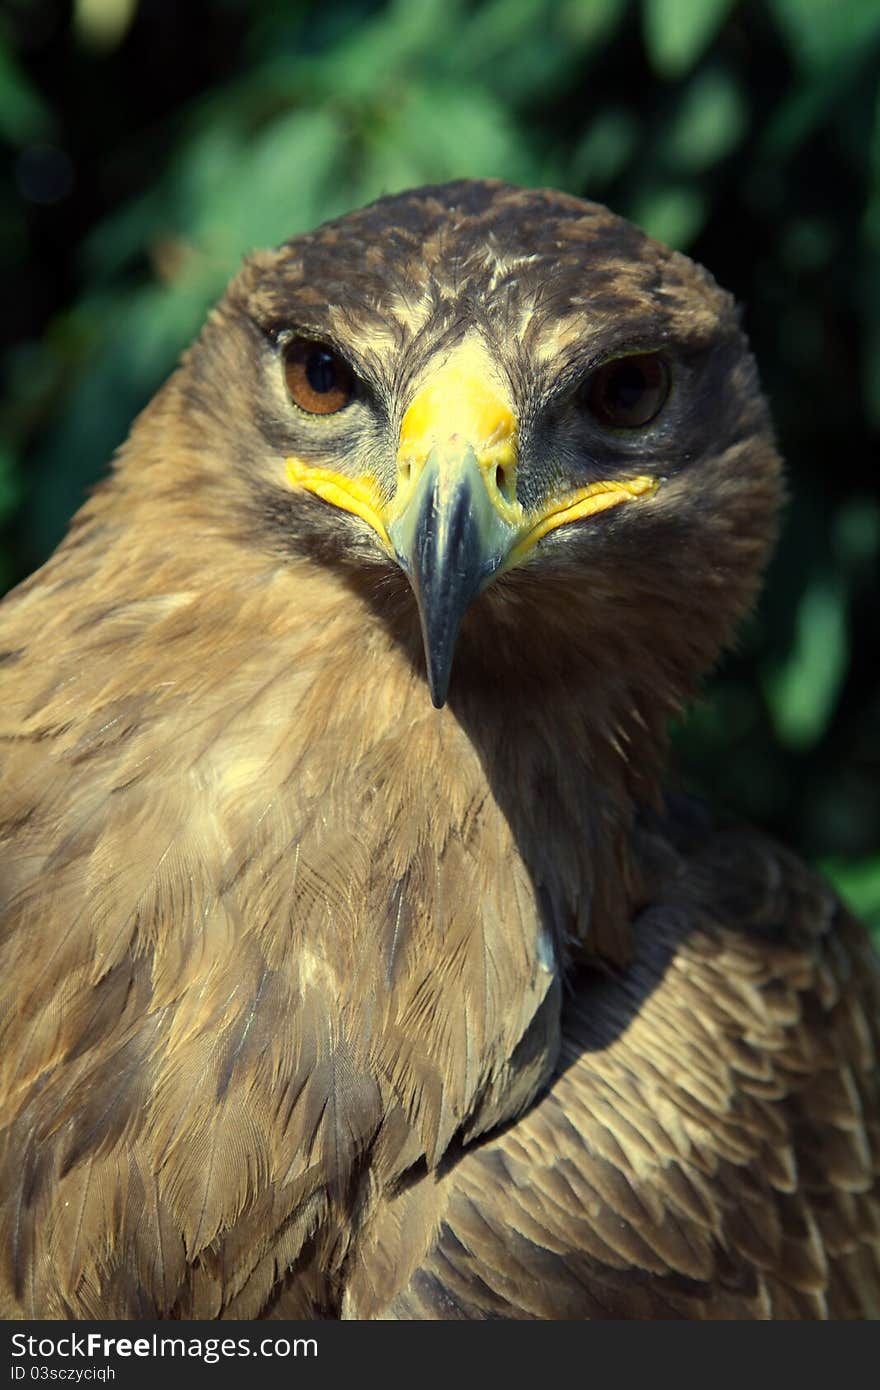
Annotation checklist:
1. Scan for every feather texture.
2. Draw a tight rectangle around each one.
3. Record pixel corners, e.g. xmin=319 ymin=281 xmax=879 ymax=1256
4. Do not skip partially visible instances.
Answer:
xmin=347 ymin=820 xmax=880 ymax=1319
xmin=1 ymin=181 xmax=877 ymax=1319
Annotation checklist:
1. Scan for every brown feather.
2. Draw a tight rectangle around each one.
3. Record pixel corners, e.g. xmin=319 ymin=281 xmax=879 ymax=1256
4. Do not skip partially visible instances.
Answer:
xmin=1 ymin=180 xmax=877 ymax=1319
xmin=350 ymin=824 xmax=880 ymax=1319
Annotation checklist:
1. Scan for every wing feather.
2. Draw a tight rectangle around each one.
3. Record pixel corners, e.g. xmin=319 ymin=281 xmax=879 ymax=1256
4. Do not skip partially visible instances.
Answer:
xmin=345 ymin=821 xmax=880 ymax=1319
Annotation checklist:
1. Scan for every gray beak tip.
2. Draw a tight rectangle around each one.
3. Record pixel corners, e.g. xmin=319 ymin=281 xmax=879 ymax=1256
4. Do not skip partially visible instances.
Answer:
xmin=426 ymin=651 xmax=453 ymax=709
xmin=388 ymin=446 xmax=516 ymax=710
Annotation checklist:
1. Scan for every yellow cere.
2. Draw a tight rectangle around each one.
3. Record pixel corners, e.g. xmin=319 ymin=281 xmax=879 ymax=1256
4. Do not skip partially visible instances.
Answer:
xmin=285 ymin=457 xmax=393 ymax=553
xmin=392 ymin=340 xmax=524 ymax=529
xmin=506 ymin=475 xmax=658 ymax=570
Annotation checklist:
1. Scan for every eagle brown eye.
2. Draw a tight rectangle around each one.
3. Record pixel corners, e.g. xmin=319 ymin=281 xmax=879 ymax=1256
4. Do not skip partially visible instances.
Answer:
xmin=283 ymin=338 xmax=355 ymax=415
xmin=585 ymin=353 xmax=670 ymax=429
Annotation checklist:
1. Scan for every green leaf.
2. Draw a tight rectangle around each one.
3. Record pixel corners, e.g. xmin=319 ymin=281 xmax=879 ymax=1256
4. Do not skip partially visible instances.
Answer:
xmin=446 ymin=0 xmax=549 ymax=62
xmin=642 ymin=0 xmax=735 ymax=79
xmin=189 ymin=108 xmax=349 ymax=260
xmin=762 ymin=576 xmax=849 ymax=750
xmin=833 ymin=497 xmax=880 ymax=574
xmin=769 ymin=0 xmax=880 ymax=72
xmin=628 ymin=184 xmax=706 ymax=248
xmin=663 ymin=68 xmax=747 ymax=171
xmin=364 ymin=82 xmax=538 ymax=191
xmin=820 ymin=855 xmax=880 ymax=934
xmin=73 ymin=0 xmax=139 ymax=53
xmin=558 ymin=0 xmax=627 ymax=50
xmin=0 ymin=40 xmax=52 ymax=145
xmin=570 ymin=110 xmax=640 ymax=187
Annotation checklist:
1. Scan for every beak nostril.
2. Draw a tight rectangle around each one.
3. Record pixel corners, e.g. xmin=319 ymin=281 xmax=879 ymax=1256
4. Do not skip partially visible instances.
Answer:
xmin=495 ymin=465 xmax=507 ymax=495
xmin=399 ymin=461 xmax=411 ymax=482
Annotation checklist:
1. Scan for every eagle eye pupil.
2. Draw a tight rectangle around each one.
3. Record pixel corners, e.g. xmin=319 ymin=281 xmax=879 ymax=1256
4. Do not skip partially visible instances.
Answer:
xmin=306 ymin=349 xmax=338 ymax=394
xmin=283 ymin=338 xmax=355 ymax=415
xmin=608 ymin=363 xmax=649 ymax=411
xmin=586 ymin=353 xmax=670 ymax=429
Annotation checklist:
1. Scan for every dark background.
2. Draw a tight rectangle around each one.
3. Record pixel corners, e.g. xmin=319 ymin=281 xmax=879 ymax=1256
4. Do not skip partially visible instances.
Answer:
xmin=1 ymin=0 xmax=878 ymax=930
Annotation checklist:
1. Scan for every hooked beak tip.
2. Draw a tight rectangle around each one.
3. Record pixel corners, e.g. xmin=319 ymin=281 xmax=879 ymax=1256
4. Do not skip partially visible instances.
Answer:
xmin=426 ymin=655 xmax=453 ymax=709
xmin=388 ymin=444 xmax=519 ymax=708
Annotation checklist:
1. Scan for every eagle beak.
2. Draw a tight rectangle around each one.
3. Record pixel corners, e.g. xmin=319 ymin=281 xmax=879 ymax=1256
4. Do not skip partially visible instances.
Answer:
xmin=386 ymin=356 xmax=523 ymax=707
xmin=387 ymin=443 xmax=520 ymax=707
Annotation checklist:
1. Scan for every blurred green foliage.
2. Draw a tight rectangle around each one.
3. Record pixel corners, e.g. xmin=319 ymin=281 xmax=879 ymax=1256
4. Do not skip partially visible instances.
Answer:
xmin=1 ymin=0 xmax=878 ymax=929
